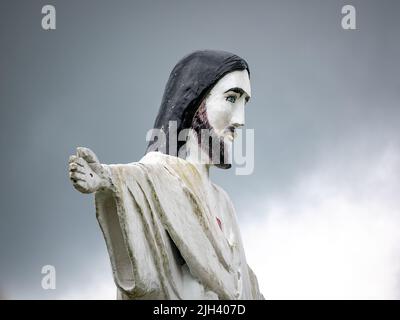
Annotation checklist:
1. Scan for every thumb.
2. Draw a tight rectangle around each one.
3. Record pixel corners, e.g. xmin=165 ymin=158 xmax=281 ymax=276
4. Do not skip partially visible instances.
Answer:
xmin=76 ymin=147 xmax=100 ymax=164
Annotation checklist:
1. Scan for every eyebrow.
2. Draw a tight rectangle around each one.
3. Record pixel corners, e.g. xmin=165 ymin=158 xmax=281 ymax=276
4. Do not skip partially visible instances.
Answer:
xmin=224 ymin=87 xmax=251 ymax=102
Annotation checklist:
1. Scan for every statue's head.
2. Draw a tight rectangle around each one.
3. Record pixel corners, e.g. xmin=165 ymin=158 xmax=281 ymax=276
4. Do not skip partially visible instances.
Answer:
xmin=146 ymin=50 xmax=250 ymax=169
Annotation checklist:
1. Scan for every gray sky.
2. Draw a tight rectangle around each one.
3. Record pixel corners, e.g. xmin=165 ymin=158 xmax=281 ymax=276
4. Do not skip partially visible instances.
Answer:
xmin=0 ymin=0 xmax=399 ymax=299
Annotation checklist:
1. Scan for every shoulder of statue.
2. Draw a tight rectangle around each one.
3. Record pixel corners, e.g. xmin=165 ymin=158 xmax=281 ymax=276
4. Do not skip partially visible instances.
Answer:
xmin=140 ymin=151 xmax=191 ymax=169
xmin=140 ymin=151 xmax=174 ymax=163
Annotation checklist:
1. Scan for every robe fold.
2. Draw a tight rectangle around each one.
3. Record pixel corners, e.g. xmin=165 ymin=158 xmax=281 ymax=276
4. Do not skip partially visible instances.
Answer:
xmin=95 ymin=151 xmax=263 ymax=300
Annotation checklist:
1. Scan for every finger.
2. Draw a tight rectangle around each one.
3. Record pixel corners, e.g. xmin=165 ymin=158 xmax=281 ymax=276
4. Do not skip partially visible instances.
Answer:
xmin=73 ymin=180 xmax=90 ymax=194
xmin=69 ymin=162 xmax=78 ymax=170
xmin=69 ymin=156 xmax=86 ymax=168
xmin=69 ymin=171 xmax=85 ymax=182
xmin=77 ymin=147 xmax=99 ymax=164
xmin=68 ymin=156 xmax=85 ymax=168
xmin=69 ymin=155 xmax=77 ymax=164
xmin=69 ymin=162 xmax=85 ymax=174
xmin=73 ymin=157 xmax=86 ymax=168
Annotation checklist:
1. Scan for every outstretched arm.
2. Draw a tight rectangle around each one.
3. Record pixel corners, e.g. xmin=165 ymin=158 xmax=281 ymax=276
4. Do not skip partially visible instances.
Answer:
xmin=68 ymin=147 xmax=112 ymax=194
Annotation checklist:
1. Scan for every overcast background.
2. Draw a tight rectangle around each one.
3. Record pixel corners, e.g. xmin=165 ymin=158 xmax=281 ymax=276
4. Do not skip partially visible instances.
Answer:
xmin=0 ymin=0 xmax=399 ymax=299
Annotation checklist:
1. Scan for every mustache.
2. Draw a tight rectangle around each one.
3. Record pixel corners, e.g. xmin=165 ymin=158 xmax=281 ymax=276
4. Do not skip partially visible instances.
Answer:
xmin=222 ymin=125 xmax=237 ymax=136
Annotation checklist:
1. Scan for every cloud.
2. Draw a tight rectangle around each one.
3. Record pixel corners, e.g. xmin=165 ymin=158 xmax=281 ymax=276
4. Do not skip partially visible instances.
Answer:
xmin=242 ymin=141 xmax=400 ymax=299
xmin=55 ymin=264 xmax=116 ymax=300
xmin=58 ymin=281 xmax=115 ymax=300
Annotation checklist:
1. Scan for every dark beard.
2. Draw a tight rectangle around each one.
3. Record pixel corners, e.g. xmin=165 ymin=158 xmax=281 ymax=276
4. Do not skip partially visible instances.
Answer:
xmin=191 ymin=100 xmax=231 ymax=169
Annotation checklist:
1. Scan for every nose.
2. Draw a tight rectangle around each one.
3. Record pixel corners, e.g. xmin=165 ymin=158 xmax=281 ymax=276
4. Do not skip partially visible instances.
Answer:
xmin=230 ymin=103 xmax=245 ymax=127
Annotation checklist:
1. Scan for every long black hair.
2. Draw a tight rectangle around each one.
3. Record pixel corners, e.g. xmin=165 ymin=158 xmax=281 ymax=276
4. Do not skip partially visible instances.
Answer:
xmin=146 ymin=50 xmax=250 ymax=155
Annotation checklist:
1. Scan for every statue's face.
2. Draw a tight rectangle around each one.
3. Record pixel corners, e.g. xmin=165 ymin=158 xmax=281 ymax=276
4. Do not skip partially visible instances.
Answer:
xmin=191 ymin=70 xmax=251 ymax=168
xmin=205 ymin=70 xmax=251 ymax=140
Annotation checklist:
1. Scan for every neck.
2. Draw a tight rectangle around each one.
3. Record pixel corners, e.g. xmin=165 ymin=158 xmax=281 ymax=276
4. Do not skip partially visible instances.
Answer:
xmin=183 ymin=130 xmax=211 ymax=179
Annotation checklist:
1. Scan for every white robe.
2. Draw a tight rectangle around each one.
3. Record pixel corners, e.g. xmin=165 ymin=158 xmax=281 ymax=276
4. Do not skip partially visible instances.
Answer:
xmin=95 ymin=151 xmax=263 ymax=300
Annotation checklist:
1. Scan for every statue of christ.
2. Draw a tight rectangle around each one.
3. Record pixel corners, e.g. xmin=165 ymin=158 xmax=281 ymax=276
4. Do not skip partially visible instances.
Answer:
xmin=68 ymin=50 xmax=263 ymax=300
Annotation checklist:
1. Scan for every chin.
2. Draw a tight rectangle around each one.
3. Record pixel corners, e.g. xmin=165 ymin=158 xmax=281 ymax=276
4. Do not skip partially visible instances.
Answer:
xmin=214 ymin=163 xmax=232 ymax=169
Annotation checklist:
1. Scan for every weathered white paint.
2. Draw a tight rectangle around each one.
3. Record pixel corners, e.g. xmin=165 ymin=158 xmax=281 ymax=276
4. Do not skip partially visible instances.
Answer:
xmin=68 ymin=70 xmax=263 ymax=300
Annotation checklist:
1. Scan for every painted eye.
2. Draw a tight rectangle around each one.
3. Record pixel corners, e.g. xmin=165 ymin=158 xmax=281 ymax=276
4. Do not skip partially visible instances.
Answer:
xmin=226 ymin=95 xmax=236 ymax=103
